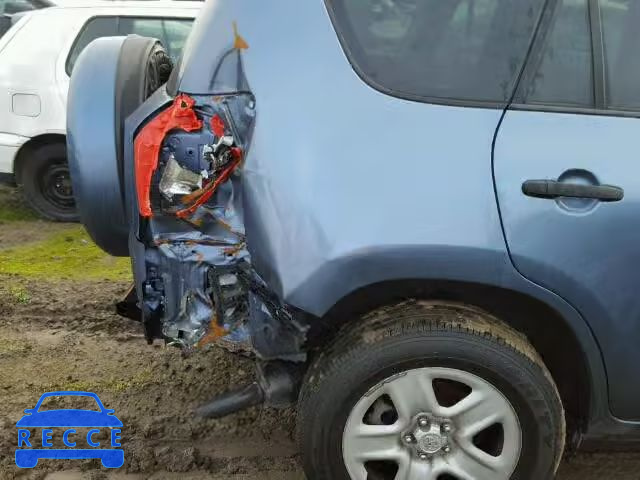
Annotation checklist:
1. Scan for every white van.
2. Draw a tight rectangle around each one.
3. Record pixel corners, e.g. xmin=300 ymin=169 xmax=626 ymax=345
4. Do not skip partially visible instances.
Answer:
xmin=0 ymin=1 xmax=200 ymax=220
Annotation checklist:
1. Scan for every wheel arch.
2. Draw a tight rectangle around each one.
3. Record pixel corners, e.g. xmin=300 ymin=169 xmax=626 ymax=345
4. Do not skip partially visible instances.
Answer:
xmin=307 ymin=277 xmax=598 ymax=441
xmin=13 ymin=132 xmax=66 ymax=184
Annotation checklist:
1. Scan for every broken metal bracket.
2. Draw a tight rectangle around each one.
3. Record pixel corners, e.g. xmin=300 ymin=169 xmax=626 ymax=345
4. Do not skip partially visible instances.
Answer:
xmin=194 ymin=360 xmax=305 ymax=418
xmin=115 ymin=284 xmax=142 ymax=322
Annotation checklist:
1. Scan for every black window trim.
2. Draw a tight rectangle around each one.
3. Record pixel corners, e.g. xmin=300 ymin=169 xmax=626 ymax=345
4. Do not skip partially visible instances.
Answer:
xmin=65 ymin=14 xmax=194 ymax=76
xmin=511 ymin=0 xmax=640 ymax=118
xmin=324 ymin=0 xmax=640 ymax=118
xmin=323 ymin=0 xmax=550 ymax=111
xmin=588 ymin=0 xmax=605 ymax=109
xmin=509 ymin=102 xmax=640 ymax=119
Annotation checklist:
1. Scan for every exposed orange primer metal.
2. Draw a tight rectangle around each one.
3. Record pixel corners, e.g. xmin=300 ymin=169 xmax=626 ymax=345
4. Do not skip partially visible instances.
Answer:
xmin=197 ymin=315 xmax=228 ymax=348
xmin=232 ymin=21 xmax=249 ymax=50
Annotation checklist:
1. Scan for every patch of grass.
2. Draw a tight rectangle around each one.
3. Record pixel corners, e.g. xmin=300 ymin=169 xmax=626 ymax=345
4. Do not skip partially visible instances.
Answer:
xmin=0 ymin=226 xmax=131 ymax=281
xmin=0 ymin=280 xmax=31 ymax=306
xmin=9 ymin=284 xmax=31 ymax=304
xmin=105 ymin=368 xmax=155 ymax=392
xmin=0 ymin=338 xmax=32 ymax=355
xmin=0 ymin=186 xmax=39 ymax=222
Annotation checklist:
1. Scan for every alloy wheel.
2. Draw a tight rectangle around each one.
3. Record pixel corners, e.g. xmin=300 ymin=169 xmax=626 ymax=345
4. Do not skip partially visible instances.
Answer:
xmin=342 ymin=367 xmax=522 ymax=480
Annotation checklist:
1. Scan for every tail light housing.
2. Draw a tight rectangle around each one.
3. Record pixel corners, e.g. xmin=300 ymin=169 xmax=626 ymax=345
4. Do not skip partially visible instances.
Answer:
xmin=133 ymin=92 xmax=256 ymax=219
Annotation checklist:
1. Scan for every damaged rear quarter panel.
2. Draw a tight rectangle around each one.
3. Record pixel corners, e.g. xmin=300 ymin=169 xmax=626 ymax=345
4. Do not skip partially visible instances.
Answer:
xmin=118 ymin=0 xmax=609 ymax=424
xmin=127 ymin=0 xmax=597 ymax=362
xmin=172 ymin=0 xmax=511 ymax=316
xmin=123 ymin=83 xmax=308 ymax=359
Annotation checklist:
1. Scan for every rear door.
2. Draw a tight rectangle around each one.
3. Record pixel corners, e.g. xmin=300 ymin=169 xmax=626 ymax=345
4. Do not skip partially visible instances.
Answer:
xmin=494 ymin=0 xmax=640 ymax=419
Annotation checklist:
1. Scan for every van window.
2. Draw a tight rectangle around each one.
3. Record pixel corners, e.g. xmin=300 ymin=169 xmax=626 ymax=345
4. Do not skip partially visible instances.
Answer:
xmin=118 ymin=18 xmax=192 ymax=60
xmin=66 ymin=16 xmax=193 ymax=75
xmin=326 ymin=0 xmax=546 ymax=104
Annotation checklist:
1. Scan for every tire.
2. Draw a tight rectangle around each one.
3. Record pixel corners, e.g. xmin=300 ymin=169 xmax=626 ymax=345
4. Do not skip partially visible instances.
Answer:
xmin=297 ymin=301 xmax=565 ymax=480
xmin=67 ymin=36 xmax=172 ymax=256
xmin=19 ymin=142 xmax=78 ymax=222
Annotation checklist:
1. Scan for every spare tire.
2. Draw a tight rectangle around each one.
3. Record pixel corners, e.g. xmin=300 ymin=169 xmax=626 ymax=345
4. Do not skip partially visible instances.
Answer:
xmin=67 ymin=35 xmax=173 ymax=257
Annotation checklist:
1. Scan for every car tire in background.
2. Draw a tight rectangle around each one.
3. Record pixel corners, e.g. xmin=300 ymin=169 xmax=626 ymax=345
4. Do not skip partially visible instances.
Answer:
xmin=19 ymin=142 xmax=78 ymax=222
xmin=67 ymin=35 xmax=172 ymax=256
xmin=297 ymin=302 xmax=565 ymax=480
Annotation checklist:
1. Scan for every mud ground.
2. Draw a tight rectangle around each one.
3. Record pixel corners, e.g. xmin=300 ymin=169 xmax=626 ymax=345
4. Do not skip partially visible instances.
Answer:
xmin=0 ymin=187 xmax=640 ymax=479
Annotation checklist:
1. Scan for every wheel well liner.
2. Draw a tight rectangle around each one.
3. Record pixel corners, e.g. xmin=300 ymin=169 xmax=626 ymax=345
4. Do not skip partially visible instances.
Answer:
xmin=309 ymin=279 xmax=591 ymax=435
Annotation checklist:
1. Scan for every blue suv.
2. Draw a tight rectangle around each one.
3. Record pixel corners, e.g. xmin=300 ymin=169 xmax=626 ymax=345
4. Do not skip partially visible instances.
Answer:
xmin=66 ymin=0 xmax=640 ymax=479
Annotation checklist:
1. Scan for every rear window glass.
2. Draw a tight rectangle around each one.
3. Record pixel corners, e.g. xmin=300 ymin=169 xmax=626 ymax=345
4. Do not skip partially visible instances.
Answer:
xmin=326 ymin=0 xmax=546 ymax=104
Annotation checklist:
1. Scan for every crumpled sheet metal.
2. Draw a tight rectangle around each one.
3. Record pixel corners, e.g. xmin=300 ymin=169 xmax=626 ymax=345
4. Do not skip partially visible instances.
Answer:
xmin=148 ymin=177 xmax=250 ymax=351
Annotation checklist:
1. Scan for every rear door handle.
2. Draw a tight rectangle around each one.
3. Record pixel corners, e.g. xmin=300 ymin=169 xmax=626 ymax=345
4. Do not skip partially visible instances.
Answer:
xmin=522 ymin=179 xmax=624 ymax=202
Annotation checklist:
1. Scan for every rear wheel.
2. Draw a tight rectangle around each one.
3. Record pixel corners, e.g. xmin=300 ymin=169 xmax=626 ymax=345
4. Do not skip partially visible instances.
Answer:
xmin=297 ymin=302 xmax=565 ymax=480
xmin=19 ymin=142 xmax=78 ymax=222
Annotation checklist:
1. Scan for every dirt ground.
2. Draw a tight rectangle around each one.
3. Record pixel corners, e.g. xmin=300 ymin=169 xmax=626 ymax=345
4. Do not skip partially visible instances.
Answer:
xmin=1 ymin=187 xmax=640 ymax=479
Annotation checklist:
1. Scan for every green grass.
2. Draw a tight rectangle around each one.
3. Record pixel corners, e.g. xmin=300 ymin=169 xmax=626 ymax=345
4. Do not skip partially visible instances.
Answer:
xmin=0 ymin=338 xmax=32 ymax=355
xmin=8 ymin=284 xmax=31 ymax=304
xmin=0 ymin=227 xmax=131 ymax=281
xmin=0 ymin=187 xmax=38 ymax=222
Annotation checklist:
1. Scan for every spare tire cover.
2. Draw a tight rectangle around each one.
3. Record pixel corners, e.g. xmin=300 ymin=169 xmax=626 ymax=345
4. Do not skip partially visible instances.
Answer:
xmin=67 ymin=36 xmax=172 ymax=257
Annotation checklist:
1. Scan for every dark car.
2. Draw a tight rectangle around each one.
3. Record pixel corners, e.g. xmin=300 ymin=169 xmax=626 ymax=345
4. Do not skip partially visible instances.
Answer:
xmin=66 ymin=0 xmax=640 ymax=479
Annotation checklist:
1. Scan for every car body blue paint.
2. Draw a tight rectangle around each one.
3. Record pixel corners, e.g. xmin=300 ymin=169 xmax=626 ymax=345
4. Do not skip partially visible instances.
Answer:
xmin=67 ymin=36 xmax=129 ymax=256
xmin=167 ymin=0 xmax=639 ymax=432
xmin=495 ymin=109 xmax=640 ymax=420
xmin=67 ymin=0 xmax=640 ymax=440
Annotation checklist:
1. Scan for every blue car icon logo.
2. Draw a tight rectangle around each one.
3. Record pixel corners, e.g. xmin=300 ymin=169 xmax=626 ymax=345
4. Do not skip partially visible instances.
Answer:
xmin=16 ymin=391 xmax=123 ymax=468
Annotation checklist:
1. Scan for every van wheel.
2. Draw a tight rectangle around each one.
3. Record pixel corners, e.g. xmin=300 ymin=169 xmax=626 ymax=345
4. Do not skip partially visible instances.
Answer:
xmin=19 ymin=143 xmax=78 ymax=222
xmin=297 ymin=301 xmax=565 ymax=480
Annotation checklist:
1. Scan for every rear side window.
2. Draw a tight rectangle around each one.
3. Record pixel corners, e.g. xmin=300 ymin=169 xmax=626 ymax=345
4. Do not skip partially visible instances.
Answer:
xmin=66 ymin=16 xmax=193 ymax=74
xmin=600 ymin=0 xmax=640 ymax=111
xmin=326 ymin=0 xmax=546 ymax=104
xmin=516 ymin=0 xmax=593 ymax=107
